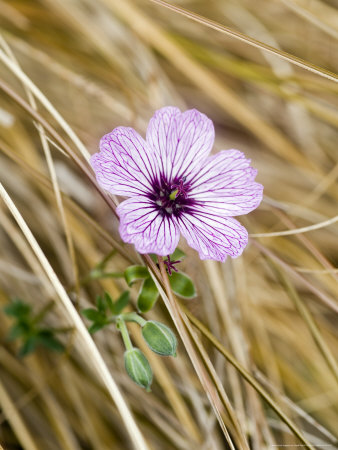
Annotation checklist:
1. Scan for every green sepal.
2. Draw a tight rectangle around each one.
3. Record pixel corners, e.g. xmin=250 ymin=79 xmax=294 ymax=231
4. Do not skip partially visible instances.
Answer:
xmin=166 ymin=248 xmax=186 ymax=262
xmin=149 ymin=248 xmax=186 ymax=264
xmin=137 ymin=277 xmax=159 ymax=313
xmin=124 ymin=265 xmax=149 ymax=286
xmin=169 ymin=271 xmax=196 ymax=298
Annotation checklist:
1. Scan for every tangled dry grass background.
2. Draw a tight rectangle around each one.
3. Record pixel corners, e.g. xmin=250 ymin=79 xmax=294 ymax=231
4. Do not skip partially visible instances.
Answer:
xmin=0 ymin=0 xmax=337 ymax=449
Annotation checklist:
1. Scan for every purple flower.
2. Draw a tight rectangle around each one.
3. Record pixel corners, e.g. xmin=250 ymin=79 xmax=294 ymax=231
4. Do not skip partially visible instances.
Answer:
xmin=91 ymin=107 xmax=263 ymax=262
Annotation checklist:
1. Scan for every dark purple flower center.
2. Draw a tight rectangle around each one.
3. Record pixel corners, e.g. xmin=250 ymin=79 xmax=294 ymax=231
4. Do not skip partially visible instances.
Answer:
xmin=149 ymin=175 xmax=193 ymax=217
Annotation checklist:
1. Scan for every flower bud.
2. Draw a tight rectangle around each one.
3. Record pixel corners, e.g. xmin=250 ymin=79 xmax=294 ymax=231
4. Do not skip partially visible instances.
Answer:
xmin=142 ymin=321 xmax=177 ymax=356
xmin=124 ymin=348 xmax=153 ymax=390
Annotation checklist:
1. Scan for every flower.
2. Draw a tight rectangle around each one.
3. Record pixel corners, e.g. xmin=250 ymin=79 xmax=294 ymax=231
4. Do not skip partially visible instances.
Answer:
xmin=90 ymin=107 xmax=263 ymax=262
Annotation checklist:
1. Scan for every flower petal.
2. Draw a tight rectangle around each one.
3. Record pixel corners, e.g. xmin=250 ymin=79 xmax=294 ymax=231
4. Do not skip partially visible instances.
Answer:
xmin=146 ymin=106 xmax=214 ymax=182
xmin=177 ymin=209 xmax=248 ymax=261
xmin=189 ymin=150 xmax=263 ymax=216
xmin=117 ymin=197 xmax=180 ymax=255
xmin=91 ymin=127 xmax=159 ymax=197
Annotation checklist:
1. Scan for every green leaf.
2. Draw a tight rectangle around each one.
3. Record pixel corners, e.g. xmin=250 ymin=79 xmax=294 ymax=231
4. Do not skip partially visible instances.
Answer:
xmin=8 ymin=323 xmax=30 ymax=340
xmin=96 ymin=295 xmax=106 ymax=313
xmin=137 ymin=277 xmax=159 ymax=313
xmin=41 ymin=337 xmax=65 ymax=352
xmin=36 ymin=329 xmax=52 ymax=338
xmin=4 ymin=300 xmax=31 ymax=318
xmin=103 ymin=292 xmax=115 ymax=313
xmin=113 ymin=291 xmax=130 ymax=314
xmin=124 ymin=266 xmax=149 ymax=286
xmin=88 ymin=323 xmax=106 ymax=334
xmin=169 ymin=272 xmax=196 ymax=298
xmin=19 ymin=337 xmax=37 ymax=357
xmin=81 ymin=308 xmax=103 ymax=322
xmin=36 ymin=330 xmax=64 ymax=352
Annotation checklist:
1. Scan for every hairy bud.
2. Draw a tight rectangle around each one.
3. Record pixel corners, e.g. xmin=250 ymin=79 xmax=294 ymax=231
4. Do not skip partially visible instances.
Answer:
xmin=142 ymin=321 xmax=177 ymax=356
xmin=124 ymin=348 xmax=153 ymax=390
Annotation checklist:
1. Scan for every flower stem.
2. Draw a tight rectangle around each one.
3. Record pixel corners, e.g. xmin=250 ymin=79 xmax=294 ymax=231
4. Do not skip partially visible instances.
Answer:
xmin=32 ymin=300 xmax=55 ymax=324
xmin=95 ymin=248 xmax=117 ymax=270
xmin=117 ymin=318 xmax=133 ymax=351
xmin=121 ymin=312 xmax=147 ymax=327
xmin=90 ymin=270 xmax=124 ymax=279
xmin=156 ymin=256 xmax=235 ymax=443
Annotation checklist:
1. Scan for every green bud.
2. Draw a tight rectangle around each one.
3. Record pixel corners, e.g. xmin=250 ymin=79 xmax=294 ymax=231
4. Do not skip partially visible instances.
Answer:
xmin=142 ymin=321 xmax=177 ymax=357
xmin=124 ymin=348 xmax=153 ymax=390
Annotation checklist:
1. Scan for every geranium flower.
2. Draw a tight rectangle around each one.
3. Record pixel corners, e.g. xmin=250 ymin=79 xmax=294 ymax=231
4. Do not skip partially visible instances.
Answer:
xmin=91 ymin=107 xmax=263 ymax=262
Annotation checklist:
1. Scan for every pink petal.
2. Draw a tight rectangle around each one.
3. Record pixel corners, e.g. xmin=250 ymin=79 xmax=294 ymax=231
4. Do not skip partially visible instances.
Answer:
xmin=146 ymin=106 xmax=214 ymax=182
xmin=177 ymin=209 xmax=248 ymax=261
xmin=91 ymin=127 xmax=159 ymax=197
xmin=189 ymin=150 xmax=263 ymax=216
xmin=117 ymin=197 xmax=180 ymax=255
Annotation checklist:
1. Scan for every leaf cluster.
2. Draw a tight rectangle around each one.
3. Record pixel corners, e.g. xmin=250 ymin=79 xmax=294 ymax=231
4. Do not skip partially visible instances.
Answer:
xmin=4 ymin=299 xmax=65 ymax=357
xmin=82 ymin=291 xmax=130 ymax=333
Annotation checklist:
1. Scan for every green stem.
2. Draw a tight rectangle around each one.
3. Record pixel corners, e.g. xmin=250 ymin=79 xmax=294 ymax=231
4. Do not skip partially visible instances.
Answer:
xmin=32 ymin=301 xmax=55 ymax=324
xmin=96 ymin=248 xmax=117 ymax=271
xmin=90 ymin=270 xmax=124 ymax=279
xmin=79 ymin=270 xmax=124 ymax=286
xmin=122 ymin=312 xmax=147 ymax=327
xmin=117 ymin=318 xmax=133 ymax=351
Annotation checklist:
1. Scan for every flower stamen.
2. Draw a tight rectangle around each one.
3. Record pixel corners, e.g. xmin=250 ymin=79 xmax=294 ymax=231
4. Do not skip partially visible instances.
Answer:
xmin=172 ymin=177 xmax=188 ymax=199
xmin=169 ymin=189 xmax=179 ymax=200
xmin=151 ymin=175 xmax=191 ymax=217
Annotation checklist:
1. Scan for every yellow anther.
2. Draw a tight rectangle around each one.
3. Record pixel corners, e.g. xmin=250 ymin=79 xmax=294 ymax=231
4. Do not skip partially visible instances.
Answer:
xmin=169 ymin=189 xmax=178 ymax=200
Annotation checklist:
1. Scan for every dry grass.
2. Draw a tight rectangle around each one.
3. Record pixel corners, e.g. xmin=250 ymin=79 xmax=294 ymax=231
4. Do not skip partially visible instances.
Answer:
xmin=0 ymin=0 xmax=337 ymax=449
